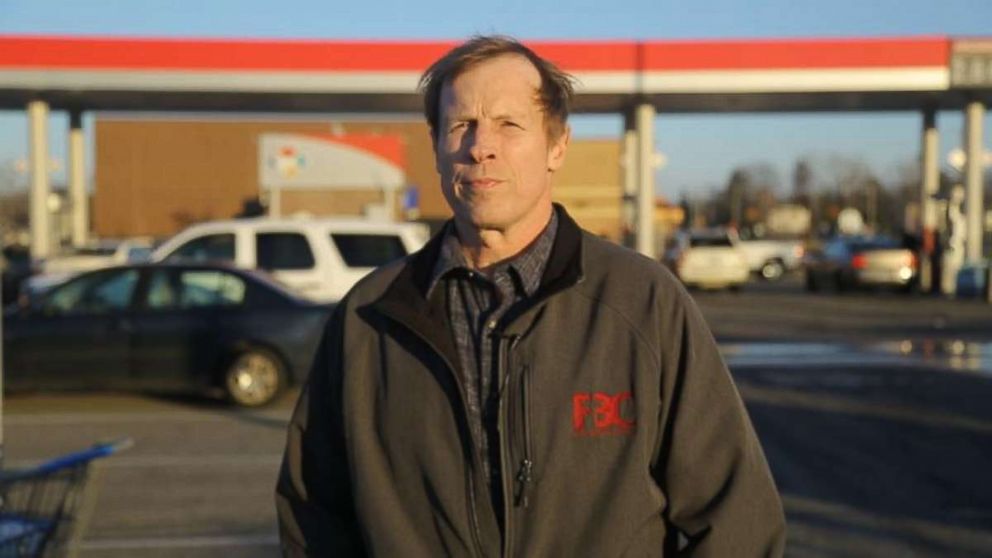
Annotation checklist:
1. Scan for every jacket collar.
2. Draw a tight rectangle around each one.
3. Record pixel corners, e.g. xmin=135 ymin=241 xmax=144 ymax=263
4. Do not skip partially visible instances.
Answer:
xmin=369 ymin=203 xmax=584 ymax=353
xmin=534 ymin=203 xmax=584 ymax=299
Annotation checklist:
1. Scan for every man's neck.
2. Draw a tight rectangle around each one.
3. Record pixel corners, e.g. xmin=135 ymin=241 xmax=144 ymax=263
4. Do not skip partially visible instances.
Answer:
xmin=454 ymin=207 xmax=553 ymax=270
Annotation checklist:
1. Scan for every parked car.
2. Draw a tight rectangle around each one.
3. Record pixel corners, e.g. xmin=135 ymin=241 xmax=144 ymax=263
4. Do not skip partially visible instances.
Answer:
xmin=804 ymin=236 xmax=917 ymax=292
xmin=955 ymin=260 xmax=990 ymax=298
xmin=663 ymin=229 xmax=750 ymax=291
xmin=737 ymin=237 xmax=805 ymax=281
xmin=151 ymin=217 xmax=429 ymax=303
xmin=23 ymin=238 xmax=155 ymax=297
xmin=3 ymin=263 xmax=331 ymax=407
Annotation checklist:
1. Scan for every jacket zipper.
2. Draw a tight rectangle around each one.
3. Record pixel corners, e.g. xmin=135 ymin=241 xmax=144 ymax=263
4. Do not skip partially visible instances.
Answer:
xmin=498 ymin=334 xmax=521 ymax=558
xmin=515 ymin=364 xmax=534 ymax=509
xmin=466 ymin=470 xmax=487 ymax=558
xmin=444 ymin=349 xmax=490 ymax=558
xmin=391 ymin=319 xmax=489 ymax=558
xmin=447 ymin=354 xmax=489 ymax=558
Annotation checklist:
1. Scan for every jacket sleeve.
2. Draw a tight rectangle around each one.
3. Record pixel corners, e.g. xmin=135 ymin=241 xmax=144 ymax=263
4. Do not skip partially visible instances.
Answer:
xmin=653 ymin=293 xmax=786 ymax=557
xmin=275 ymin=304 xmax=368 ymax=557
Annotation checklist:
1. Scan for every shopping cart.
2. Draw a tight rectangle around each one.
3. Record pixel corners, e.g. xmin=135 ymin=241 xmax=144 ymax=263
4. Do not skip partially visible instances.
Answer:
xmin=0 ymin=439 xmax=133 ymax=558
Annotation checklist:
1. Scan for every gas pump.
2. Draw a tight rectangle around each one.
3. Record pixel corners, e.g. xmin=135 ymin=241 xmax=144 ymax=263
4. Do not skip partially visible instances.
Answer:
xmin=940 ymin=185 xmax=966 ymax=296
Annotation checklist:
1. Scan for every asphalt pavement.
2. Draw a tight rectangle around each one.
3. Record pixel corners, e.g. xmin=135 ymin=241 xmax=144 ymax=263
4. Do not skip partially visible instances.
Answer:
xmin=694 ymin=274 xmax=992 ymax=343
xmin=2 ymin=274 xmax=991 ymax=557
xmin=2 ymin=392 xmax=292 ymax=557
xmin=703 ymin=275 xmax=992 ymax=557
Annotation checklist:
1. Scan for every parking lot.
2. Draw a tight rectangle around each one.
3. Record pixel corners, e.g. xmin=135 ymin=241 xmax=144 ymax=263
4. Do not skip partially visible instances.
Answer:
xmin=3 ymin=392 xmax=292 ymax=558
xmin=3 ymin=275 xmax=992 ymax=557
xmin=695 ymin=274 xmax=992 ymax=343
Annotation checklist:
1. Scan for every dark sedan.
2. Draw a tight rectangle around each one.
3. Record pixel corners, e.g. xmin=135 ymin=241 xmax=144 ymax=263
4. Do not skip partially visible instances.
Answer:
xmin=2 ymin=263 xmax=331 ymax=406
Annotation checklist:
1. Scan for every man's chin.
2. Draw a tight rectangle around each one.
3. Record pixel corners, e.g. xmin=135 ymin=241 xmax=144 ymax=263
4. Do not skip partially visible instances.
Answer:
xmin=453 ymin=202 xmax=552 ymax=236
xmin=454 ymin=208 xmax=509 ymax=233
xmin=464 ymin=217 xmax=508 ymax=233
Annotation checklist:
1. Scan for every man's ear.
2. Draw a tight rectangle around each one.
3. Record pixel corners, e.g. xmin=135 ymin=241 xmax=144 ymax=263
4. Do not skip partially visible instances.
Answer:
xmin=547 ymin=125 xmax=570 ymax=173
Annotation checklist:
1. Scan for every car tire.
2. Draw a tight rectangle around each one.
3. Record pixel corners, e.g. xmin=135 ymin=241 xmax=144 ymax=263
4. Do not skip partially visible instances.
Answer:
xmin=834 ymin=272 xmax=847 ymax=293
xmin=223 ymin=348 xmax=287 ymax=407
xmin=805 ymin=272 xmax=819 ymax=292
xmin=760 ymin=259 xmax=785 ymax=281
xmin=898 ymin=280 xmax=917 ymax=295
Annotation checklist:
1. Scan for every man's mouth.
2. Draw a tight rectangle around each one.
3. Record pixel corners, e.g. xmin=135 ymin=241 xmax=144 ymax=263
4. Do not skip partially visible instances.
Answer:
xmin=463 ymin=178 xmax=502 ymax=189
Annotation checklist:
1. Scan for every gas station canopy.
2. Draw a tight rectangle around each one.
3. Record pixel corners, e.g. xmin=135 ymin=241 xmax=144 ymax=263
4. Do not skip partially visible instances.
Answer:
xmin=1 ymin=35 xmax=990 ymax=114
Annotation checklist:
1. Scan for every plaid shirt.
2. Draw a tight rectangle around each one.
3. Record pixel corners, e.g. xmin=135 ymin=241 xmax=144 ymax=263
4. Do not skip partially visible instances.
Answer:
xmin=427 ymin=211 xmax=558 ymax=507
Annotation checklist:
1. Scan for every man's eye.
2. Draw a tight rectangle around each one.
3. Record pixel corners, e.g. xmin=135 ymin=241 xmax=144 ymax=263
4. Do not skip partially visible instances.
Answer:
xmin=448 ymin=122 xmax=467 ymax=132
xmin=502 ymin=121 xmax=521 ymax=128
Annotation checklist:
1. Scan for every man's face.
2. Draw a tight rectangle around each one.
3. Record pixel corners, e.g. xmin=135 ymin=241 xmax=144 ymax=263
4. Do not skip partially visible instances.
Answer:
xmin=433 ymin=54 xmax=569 ymax=237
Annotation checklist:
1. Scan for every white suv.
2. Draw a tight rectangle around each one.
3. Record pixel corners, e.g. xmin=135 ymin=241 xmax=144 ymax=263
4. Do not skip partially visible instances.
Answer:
xmin=151 ymin=217 xmax=429 ymax=303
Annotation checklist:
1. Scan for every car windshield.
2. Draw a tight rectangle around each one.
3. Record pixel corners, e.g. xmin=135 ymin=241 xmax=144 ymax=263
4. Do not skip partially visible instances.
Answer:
xmin=164 ymin=233 xmax=236 ymax=263
xmin=242 ymin=269 xmax=299 ymax=301
xmin=42 ymin=269 xmax=140 ymax=315
xmin=330 ymin=233 xmax=407 ymax=267
xmin=69 ymin=247 xmax=117 ymax=257
xmin=849 ymin=239 xmax=899 ymax=252
xmin=690 ymin=236 xmax=733 ymax=248
xmin=127 ymin=246 xmax=153 ymax=262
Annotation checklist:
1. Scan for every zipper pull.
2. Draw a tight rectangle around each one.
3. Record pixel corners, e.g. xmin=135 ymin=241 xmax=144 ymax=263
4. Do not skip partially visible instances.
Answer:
xmin=515 ymin=459 xmax=533 ymax=508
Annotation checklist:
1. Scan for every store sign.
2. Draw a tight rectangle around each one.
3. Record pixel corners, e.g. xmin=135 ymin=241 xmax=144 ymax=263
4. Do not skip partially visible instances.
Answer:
xmin=258 ymin=133 xmax=405 ymax=190
xmin=951 ymin=40 xmax=992 ymax=88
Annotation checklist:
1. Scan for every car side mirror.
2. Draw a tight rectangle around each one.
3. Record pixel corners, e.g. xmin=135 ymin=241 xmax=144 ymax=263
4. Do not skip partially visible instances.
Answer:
xmin=17 ymin=291 xmax=44 ymax=316
xmin=16 ymin=296 xmax=33 ymax=316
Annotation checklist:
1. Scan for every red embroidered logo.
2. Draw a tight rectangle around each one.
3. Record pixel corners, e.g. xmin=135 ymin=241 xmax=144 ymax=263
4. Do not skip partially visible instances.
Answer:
xmin=572 ymin=391 xmax=636 ymax=436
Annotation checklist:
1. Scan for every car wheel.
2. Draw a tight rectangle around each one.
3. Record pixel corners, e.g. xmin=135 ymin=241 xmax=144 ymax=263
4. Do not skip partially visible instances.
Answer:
xmin=760 ymin=259 xmax=785 ymax=281
xmin=898 ymin=280 xmax=917 ymax=295
xmin=224 ymin=349 xmax=286 ymax=407
xmin=834 ymin=272 xmax=847 ymax=292
xmin=805 ymin=272 xmax=819 ymax=292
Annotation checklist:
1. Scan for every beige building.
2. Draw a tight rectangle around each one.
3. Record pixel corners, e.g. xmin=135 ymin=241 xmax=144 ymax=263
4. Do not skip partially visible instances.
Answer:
xmin=93 ymin=117 xmax=656 ymax=243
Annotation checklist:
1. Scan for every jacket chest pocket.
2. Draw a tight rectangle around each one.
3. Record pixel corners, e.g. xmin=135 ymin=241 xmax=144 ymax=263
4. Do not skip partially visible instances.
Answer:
xmin=505 ymin=357 xmax=646 ymax=487
xmin=512 ymin=341 xmax=658 ymax=474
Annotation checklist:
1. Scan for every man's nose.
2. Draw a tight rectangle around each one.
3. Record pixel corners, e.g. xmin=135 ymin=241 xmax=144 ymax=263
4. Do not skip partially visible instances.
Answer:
xmin=467 ymin=124 xmax=497 ymax=162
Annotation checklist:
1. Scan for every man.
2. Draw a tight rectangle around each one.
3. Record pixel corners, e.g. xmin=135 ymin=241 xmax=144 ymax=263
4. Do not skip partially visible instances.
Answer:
xmin=276 ymin=36 xmax=786 ymax=557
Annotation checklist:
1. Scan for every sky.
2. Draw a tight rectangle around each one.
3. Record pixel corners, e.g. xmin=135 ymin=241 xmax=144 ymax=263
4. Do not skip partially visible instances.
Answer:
xmin=1 ymin=0 xmax=991 ymax=199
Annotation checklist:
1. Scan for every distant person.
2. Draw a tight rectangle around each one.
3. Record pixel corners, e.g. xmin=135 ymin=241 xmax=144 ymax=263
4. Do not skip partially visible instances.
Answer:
xmin=276 ymin=35 xmax=785 ymax=556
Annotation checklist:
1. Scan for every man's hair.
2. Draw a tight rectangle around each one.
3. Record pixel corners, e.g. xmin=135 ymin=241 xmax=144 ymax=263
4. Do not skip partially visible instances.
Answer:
xmin=419 ymin=35 xmax=575 ymax=142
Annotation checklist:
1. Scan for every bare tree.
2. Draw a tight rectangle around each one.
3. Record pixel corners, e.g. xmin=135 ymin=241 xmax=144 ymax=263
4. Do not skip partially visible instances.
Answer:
xmin=791 ymin=158 xmax=813 ymax=205
xmin=721 ymin=162 xmax=781 ymax=232
xmin=0 ymin=159 xmax=26 ymax=194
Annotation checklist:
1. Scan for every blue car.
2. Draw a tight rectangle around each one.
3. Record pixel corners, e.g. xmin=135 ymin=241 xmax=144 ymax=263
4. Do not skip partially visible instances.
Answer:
xmin=956 ymin=260 xmax=990 ymax=299
xmin=2 ymin=263 xmax=331 ymax=406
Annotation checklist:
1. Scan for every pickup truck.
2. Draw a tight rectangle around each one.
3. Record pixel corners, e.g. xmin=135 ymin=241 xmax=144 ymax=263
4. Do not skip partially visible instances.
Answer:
xmin=737 ymin=238 xmax=805 ymax=280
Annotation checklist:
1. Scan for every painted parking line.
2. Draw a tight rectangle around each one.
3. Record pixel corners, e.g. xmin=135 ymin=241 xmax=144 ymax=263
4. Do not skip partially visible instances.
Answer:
xmin=3 ymin=410 xmax=290 ymax=426
xmin=78 ymin=533 xmax=279 ymax=550
xmin=720 ymin=341 xmax=992 ymax=374
xmin=97 ymin=454 xmax=284 ymax=468
xmin=738 ymin=382 xmax=992 ymax=435
xmin=4 ymin=454 xmax=283 ymax=469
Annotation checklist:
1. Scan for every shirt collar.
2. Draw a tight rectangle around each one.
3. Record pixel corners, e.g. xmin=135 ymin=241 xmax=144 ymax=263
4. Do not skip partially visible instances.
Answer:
xmin=427 ymin=210 xmax=559 ymax=298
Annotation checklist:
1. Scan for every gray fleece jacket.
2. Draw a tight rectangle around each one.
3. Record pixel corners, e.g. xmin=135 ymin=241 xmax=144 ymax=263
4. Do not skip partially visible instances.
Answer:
xmin=276 ymin=205 xmax=786 ymax=557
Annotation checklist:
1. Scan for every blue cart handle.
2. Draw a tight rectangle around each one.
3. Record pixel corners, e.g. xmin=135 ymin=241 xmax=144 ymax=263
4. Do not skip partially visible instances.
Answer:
xmin=30 ymin=438 xmax=135 ymax=476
